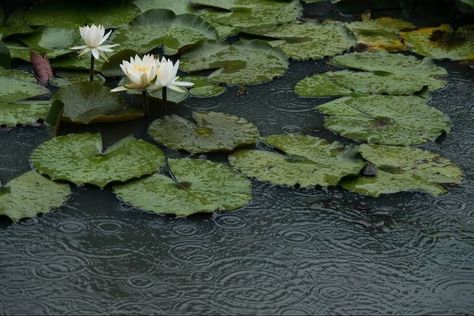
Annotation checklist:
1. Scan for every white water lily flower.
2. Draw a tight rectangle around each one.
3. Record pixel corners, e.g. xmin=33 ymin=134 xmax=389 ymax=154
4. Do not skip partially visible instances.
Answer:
xmin=151 ymin=58 xmax=193 ymax=93
xmin=111 ymin=54 xmax=161 ymax=92
xmin=71 ymin=24 xmax=118 ymax=60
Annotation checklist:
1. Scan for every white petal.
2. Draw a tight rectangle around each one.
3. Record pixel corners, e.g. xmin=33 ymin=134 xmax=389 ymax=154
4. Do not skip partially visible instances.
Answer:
xmin=91 ymin=48 xmax=100 ymax=60
xmin=70 ymin=45 xmax=88 ymax=50
xmin=111 ymin=86 xmax=128 ymax=92
xmin=173 ymin=80 xmax=194 ymax=87
xmin=99 ymin=30 xmax=112 ymax=45
xmin=167 ymin=84 xmax=186 ymax=93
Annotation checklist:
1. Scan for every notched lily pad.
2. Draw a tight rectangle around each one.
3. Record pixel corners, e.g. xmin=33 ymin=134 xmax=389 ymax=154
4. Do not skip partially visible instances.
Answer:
xmin=114 ymin=158 xmax=252 ymax=217
xmin=180 ymin=39 xmax=288 ymax=85
xmin=148 ymin=111 xmax=259 ymax=154
xmin=0 ymin=100 xmax=51 ymax=127
xmin=229 ymin=133 xmax=365 ymax=188
xmin=342 ymin=144 xmax=463 ymax=196
xmin=317 ymin=95 xmax=451 ymax=146
xmin=0 ymin=171 xmax=70 ymax=222
xmin=31 ymin=133 xmax=165 ymax=188
xmin=0 ymin=68 xmax=50 ymax=102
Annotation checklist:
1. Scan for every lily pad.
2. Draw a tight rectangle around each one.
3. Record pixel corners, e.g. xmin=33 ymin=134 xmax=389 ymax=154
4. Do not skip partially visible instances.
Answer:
xmin=317 ymin=95 xmax=451 ymax=146
xmin=0 ymin=101 xmax=51 ymax=127
xmin=229 ymin=134 xmax=365 ymax=188
xmin=51 ymin=54 xmax=105 ymax=71
xmin=111 ymin=9 xmax=218 ymax=55
xmin=342 ymin=144 xmax=463 ymax=196
xmin=0 ymin=68 xmax=50 ymax=102
xmin=0 ymin=10 xmax=34 ymax=38
xmin=17 ymin=27 xmax=81 ymax=59
xmin=148 ymin=111 xmax=259 ymax=154
xmin=180 ymin=39 xmax=288 ymax=85
xmin=402 ymin=24 xmax=474 ymax=61
xmin=244 ymin=21 xmax=356 ymax=60
xmin=133 ymin=0 xmax=192 ymax=14
xmin=31 ymin=133 xmax=165 ymax=188
xmin=114 ymin=158 xmax=252 ymax=217
xmin=49 ymin=71 xmax=106 ymax=87
xmin=182 ymin=76 xmax=226 ymax=97
xmin=0 ymin=171 xmax=71 ymax=222
xmin=0 ymin=36 xmax=10 ymax=67
xmin=52 ymin=81 xmax=143 ymax=124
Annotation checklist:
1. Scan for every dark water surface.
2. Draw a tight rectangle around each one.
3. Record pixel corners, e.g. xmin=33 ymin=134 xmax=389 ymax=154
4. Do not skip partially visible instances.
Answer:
xmin=2 ymin=6 xmax=474 ymax=316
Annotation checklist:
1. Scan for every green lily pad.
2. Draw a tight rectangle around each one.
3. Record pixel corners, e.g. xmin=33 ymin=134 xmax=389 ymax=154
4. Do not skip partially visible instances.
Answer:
xmin=0 ymin=171 xmax=71 ymax=222
xmin=24 ymin=0 xmax=140 ymax=28
xmin=49 ymin=71 xmax=106 ymax=87
xmin=0 ymin=68 xmax=50 ymax=102
xmin=295 ymin=70 xmax=445 ymax=97
xmin=51 ymin=54 xmax=105 ymax=71
xmin=31 ymin=133 xmax=165 ymax=188
xmin=5 ymin=41 xmax=31 ymax=61
xmin=342 ymin=144 xmax=463 ymax=196
xmin=17 ymin=27 xmax=81 ymax=59
xmin=182 ymin=76 xmax=226 ymax=97
xmin=0 ymin=100 xmax=51 ymax=127
xmin=114 ymin=158 xmax=252 ymax=217
xmin=0 ymin=10 xmax=34 ymax=38
xmin=0 ymin=36 xmax=10 ymax=67
xmin=111 ymin=9 xmax=218 ymax=55
xmin=229 ymin=134 xmax=365 ymax=188
xmin=148 ymin=111 xmax=259 ymax=154
xmin=133 ymin=0 xmax=192 ymax=14
xmin=244 ymin=21 xmax=356 ymax=60
xmin=402 ymin=24 xmax=474 ymax=61
xmin=317 ymin=95 xmax=451 ymax=146
xmin=181 ymin=39 xmax=288 ymax=85
xmin=195 ymin=12 xmax=237 ymax=39
xmin=53 ymin=81 xmax=143 ymax=124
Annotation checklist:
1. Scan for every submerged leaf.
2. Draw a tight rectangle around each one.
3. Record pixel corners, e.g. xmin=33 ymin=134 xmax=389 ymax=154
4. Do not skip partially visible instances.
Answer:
xmin=114 ymin=158 xmax=252 ymax=217
xmin=342 ymin=144 xmax=463 ymax=196
xmin=0 ymin=68 xmax=50 ymax=102
xmin=31 ymin=133 xmax=165 ymax=188
xmin=148 ymin=111 xmax=259 ymax=154
xmin=0 ymin=100 xmax=51 ymax=127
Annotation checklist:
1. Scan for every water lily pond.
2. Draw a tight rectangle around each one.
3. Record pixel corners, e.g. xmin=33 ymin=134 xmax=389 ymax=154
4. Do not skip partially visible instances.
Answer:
xmin=1 ymin=0 xmax=474 ymax=314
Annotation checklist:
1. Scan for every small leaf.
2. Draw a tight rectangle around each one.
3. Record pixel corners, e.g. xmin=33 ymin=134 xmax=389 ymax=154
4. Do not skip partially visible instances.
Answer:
xmin=30 ymin=51 xmax=54 ymax=86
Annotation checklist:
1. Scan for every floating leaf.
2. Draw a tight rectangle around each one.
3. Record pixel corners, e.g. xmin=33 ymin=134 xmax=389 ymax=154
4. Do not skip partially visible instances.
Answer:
xmin=133 ymin=0 xmax=192 ymax=14
xmin=0 ymin=10 xmax=34 ymax=38
xmin=0 ymin=36 xmax=10 ymax=67
xmin=402 ymin=24 xmax=474 ymax=61
xmin=51 ymin=54 xmax=105 ymax=71
xmin=31 ymin=133 xmax=165 ymax=188
xmin=114 ymin=158 xmax=252 ymax=217
xmin=181 ymin=39 xmax=288 ymax=85
xmin=0 ymin=68 xmax=50 ymax=102
xmin=0 ymin=100 xmax=51 ymax=127
xmin=53 ymin=81 xmax=143 ymax=124
xmin=148 ymin=111 xmax=259 ymax=154
xmin=342 ymin=144 xmax=463 ymax=196
xmin=30 ymin=51 xmax=54 ymax=86
xmin=18 ymin=27 xmax=81 ymax=59
xmin=49 ymin=71 xmax=105 ymax=87
xmin=229 ymin=134 xmax=364 ymax=188
xmin=111 ymin=9 xmax=218 ymax=55
xmin=0 ymin=171 xmax=70 ymax=222
xmin=244 ymin=21 xmax=356 ymax=60
xmin=317 ymin=95 xmax=451 ymax=146
xmin=182 ymin=76 xmax=226 ymax=98
xmin=100 ymin=49 xmax=138 ymax=77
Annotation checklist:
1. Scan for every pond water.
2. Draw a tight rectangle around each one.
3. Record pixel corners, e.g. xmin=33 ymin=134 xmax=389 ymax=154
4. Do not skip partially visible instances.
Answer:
xmin=1 ymin=3 xmax=474 ymax=316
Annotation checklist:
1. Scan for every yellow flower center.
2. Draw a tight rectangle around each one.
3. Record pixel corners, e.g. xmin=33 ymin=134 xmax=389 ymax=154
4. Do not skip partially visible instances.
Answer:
xmin=133 ymin=65 xmax=150 ymax=73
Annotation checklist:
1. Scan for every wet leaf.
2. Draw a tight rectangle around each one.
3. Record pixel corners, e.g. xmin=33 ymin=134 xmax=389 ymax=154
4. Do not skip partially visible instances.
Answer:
xmin=0 ymin=100 xmax=51 ymax=127
xmin=180 ymin=39 xmax=288 ymax=85
xmin=317 ymin=95 xmax=451 ymax=146
xmin=51 ymin=54 xmax=105 ymax=71
xmin=52 ymin=81 xmax=143 ymax=124
xmin=18 ymin=27 xmax=81 ymax=59
xmin=31 ymin=133 xmax=165 ymax=188
xmin=342 ymin=144 xmax=463 ymax=196
xmin=49 ymin=71 xmax=105 ymax=87
xmin=30 ymin=51 xmax=54 ymax=86
xmin=114 ymin=158 xmax=252 ymax=217
xmin=0 ymin=68 xmax=50 ymax=102
xmin=0 ymin=171 xmax=70 ymax=222
xmin=148 ymin=111 xmax=259 ymax=154
xmin=229 ymin=134 xmax=365 ymax=188
xmin=182 ymin=76 xmax=226 ymax=98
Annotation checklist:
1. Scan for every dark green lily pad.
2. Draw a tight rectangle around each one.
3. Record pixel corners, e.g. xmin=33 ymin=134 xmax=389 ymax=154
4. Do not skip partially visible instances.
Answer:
xmin=0 ymin=68 xmax=50 ymax=102
xmin=31 ymin=133 xmax=165 ymax=188
xmin=17 ymin=27 xmax=81 ymax=59
xmin=111 ymin=9 xmax=218 ymax=55
xmin=0 ymin=171 xmax=71 ymax=222
xmin=402 ymin=24 xmax=474 ymax=61
xmin=244 ymin=21 xmax=356 ymax=60
xmin=114 ymin=158 xmax=252 ymax=217
xmin=0 ymin=10 xmax=34 ymax=38
xmin=229 ymin=134 xmax=365 ymax=188
xmin=51 ymin=54 xmax=105 ymax=71
xmin=180 ymin=39 xmax=288 ymax=85
xmin=342 ymin=144 xmax=463 ymax=196
xmin=0 ymin=36 xmax=10 ymax=67
xmin=148 ymin=111 xmax=259 ymax=154
xmin=133 ymin=0 xmax=192 ymax=14
xmin=53 ymin=81 xmax=143 ymax=124
xmin=49 ymin=71 xmax=106 ymax=87
xmin=182 ymin=76 xmax=226 ymax=98
xmin=0 ymin=101 xmax=51 ymax=127
xmin=5 ymin=41 xmax=31 ymax=61
xmin=317 ymin=95 xmax=451 ymax=146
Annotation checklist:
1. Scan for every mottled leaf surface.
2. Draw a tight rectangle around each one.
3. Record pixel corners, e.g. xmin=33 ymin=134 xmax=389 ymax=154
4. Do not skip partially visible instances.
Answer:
xmin=0 ymin=68 xmax=50 ymax=102
xmin=0 ymin=101 xmax=51 ymax=127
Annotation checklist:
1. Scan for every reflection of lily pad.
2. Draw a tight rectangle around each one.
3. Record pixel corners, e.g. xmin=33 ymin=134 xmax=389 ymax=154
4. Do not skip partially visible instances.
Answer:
xmin=342 ymin=144 xmax=463 ymax=196
xmin=148 ymin=111 xmax=259 ymax=154
xmin=317 ymin=95 xmax=451 ymax=146
xmin=53 ymin=81 xmax=143 ymax=124
xmin=229 ymin=134 xmax=364 ymax=188
xmin=31 ymin=133 xmax=165 ymax=188
xmin=402 ymin=24 xmax=474 ymax=61
xmin=17 ymin=27 xmax=81 ymax=59
xmin=244 ymin=21 xmax=356 ymax=60
xmin=114 ymin=158 xmax=252 ymax=217
xmin=182 ymin=76 xmax=226 ymax=97
xmin=0 ymin=171 xmax=71 ymax=222
xmin=0 ymin=101 xmax=51 ymax=127
xmin=181 ymin=39 xmax=288 ymax=85
xmin=0 ymin=68 xmax=50 ymax=102
xmin=112 ymin=9 xmax=217 ymax=55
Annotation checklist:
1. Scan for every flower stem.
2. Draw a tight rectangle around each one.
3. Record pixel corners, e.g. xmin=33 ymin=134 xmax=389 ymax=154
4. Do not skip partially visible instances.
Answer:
xmin=142 ymin=90 xmax=149 ymax=117
xmin=89 ymin=54 xmax=95 ymax=82
xmin=162 ymin=87 xmax=167 ymax=116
